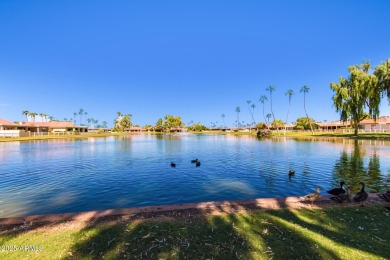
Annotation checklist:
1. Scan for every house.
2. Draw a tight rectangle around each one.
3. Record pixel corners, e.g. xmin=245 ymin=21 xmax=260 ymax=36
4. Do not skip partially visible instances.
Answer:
xmin=18 ymin=121 xmax=88 ymax=133
xmin=0 ymin=119 xmax=29 ymax=137
xmin=316 ymin=120 xmax=352 ymax=131
xmin=359 ymin=116 xmax=390 ymax=132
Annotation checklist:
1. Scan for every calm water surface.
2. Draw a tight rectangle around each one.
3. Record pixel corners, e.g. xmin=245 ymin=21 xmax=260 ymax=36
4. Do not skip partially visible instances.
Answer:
xmin=0 ymin=134 xmax=389 ymax=217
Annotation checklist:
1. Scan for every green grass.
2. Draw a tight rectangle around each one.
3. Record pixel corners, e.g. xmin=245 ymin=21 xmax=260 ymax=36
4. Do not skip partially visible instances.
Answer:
xmin=0 ymin=132 xmax=128 ymax=142
xmin=1 ymin=206 xmax=389 ymax=259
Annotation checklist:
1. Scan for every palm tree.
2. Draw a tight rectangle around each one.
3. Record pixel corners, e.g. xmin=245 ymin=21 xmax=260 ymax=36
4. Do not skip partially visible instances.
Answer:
xmin=87 ymin=118 xmax=92 ymax=127
xmin=221 ymin=114 xmax=226 ymax=128
xmin=266 ymin=85 xmax=279 ymax=135
xmin=266 ymin=113 xmax=272 ymax=126
xmin=102 ymin=121 xmax=108 ymax=128
xmin=39 ymin=113 xmax=48 ymax=122
xmin=73 ymin=112 xmax=77 ymax=125
xmin=250 ymin=104 xmax=256 ymax=126
xmin=22 ymin=110 xmax=29 ymax=122
xmin=259 ymin=95 xmax=268 ymax=129
xmin=78 ymin=109 xmax=84 ymax=125
xmin=246 ymin=100 xmax=256 ymax=126
xmin=284 ymin=89 xmax=295 ymax=135
xmin=84 ymin=112 xmax=88 ymax=124
xmin=235 ymin=107 xmax=241 ymax=127
xmin=49 ymin=116 xmax=54 ymax=121
xmin=300 ymin=85 xmax=314 ymax=134
xmin=29 ymin=112 xmax=37 ymax=122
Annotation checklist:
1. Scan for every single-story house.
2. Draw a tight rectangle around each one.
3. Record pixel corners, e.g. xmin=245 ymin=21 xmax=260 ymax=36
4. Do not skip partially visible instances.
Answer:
xmin=17 ymin=121 xmax=88 ymax=133
xmin=0 ymin=119 xmax=29 ymax=137
xmin=359 ymin=116 xmax=390 ymax=132
xmin=316 ymin=120 xmax=352 ymax=131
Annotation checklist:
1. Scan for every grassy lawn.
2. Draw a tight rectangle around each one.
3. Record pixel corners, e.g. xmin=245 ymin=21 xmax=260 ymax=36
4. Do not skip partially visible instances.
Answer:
xmin=1 ymin=206 xmax=389 ymax=259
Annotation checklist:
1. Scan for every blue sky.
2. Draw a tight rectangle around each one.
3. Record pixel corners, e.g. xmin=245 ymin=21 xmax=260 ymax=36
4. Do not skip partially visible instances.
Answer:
xmin=1 ymin=1 xmax=389 ymax=127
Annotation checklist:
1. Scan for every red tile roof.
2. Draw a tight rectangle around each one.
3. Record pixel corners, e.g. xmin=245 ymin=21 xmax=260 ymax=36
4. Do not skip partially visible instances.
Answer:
xmin=21 ymin=121 xmax=78 ymax=128
xmin=360 ymin=116 xmax=390 ymax=124
xmin=0 ymin=119 xmax=17 ymax=126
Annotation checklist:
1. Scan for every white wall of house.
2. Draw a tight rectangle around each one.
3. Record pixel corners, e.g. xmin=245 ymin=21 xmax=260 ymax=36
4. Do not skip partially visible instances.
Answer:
xmin=0 ymin=130 xmax=29 ymax=137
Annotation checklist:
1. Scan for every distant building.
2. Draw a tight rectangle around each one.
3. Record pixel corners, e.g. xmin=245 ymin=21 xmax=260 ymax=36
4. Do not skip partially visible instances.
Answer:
xmin=359 ymin=116 xmax=390 ymax=132
xmin=316 ymin=120 xmax=352 ymax=131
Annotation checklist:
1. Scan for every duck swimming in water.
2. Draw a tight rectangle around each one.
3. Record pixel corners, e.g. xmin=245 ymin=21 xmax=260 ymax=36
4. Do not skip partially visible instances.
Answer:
xmin=170 ymin=162 xmax=176 ymax=168
xmin=327 ymin=181 xmax=346 ymax=196
xmin=353 ymin=182 xmax=368 ymax=206
xmin=196 ymin=161 xmax=201 ymax=167
xmin=288 ymin=170 xmax=295 ymax=176
xmin=191 ymin=159 xmax=199 ymax=163
xmin=300 ymin=186 xmax=322 ymax=206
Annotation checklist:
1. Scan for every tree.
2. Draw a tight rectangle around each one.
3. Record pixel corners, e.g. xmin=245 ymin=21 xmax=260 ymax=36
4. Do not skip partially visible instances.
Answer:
xmin=300 ymin=86 xmax=314 ymax=134
xmin=49 ymin=116 xmax=54 ymax=121
xmin=155 ymin=118 xmax=163 ymax=132
xmin=374 ymin=58 xmax=390 ymax=100
xmin=188 ymin=122 xmax=208 ymax=131
xmin=259 ymin=95 xmax=268 ymax=129
xmin=78 ymin=109 xmax=84 ymax=125
xmin=235 ymin=107 xmax=240 ymax=127
xmin=39 ymin=113 xmax=47 ymax=122
xmin=112 ymin=114 xmax=132 ymax=131
xmin=102 ymin=121 xmax=108 ymax=128
xmin=271 ymin=119 xmax=284 ymax=130
xmin=266 ymin=85 xmax=279 ymax=135
xmin=295 ymin=117 xmax=318 ymax=131
xmin=284 ymin=89 xmax=295 ymax=135
xmin=330 ymin=62 xmax=380 ymax=136
xmin=22 ymin=110 xmax=29 ymax=122
xmin=246 ymin=100 xmax=256 ymax=126
xmin=162 ymin=115 xmax=184 ymax=131
xmin=87 ymin=118 xmax=92 ymax=126
xmin=29 ymin=112 xmax=37 ymax=122
xmin=221 ymin=114 xmax=226 ymax=128
xmin=266 ymin=113 xmax=272 ymax=126
xmin=251 ymin=104 xmax=256 ymax=126
xmin=73 ymin=112 xmax=77 ymax=124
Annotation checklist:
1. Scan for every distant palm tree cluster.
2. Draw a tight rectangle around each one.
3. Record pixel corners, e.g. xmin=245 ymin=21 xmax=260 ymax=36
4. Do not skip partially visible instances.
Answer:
xmin=21 ymin=108 xmax=108 ymax=128
xmin=212 ymin=85 xmax=314 ymax=135
xmin=22 ymin=110 xmax=52 ymax=122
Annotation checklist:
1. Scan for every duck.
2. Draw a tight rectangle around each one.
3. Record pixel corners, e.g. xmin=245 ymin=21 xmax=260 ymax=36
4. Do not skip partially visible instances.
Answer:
xmin=327 ymin=181 xmax=346 ymax=196
xmin=300 ymin=186 xmax=322 ymax=206
xmin=191 ymin=159 xmax=199 ymax=163
xmin=170 ymin=162 xmax=176 ymax=168
xmin=288 ymin=170 xmax=295 ymax=176
xmin=196 ymin=161 xmax=201 ymax=167
xmin=377 ymin=190 xmax=390 ymax=202
xmin=330 ymin=186 xmax=351 ymax=203
xmin=353 ymin=182 xmax=368 ymax=206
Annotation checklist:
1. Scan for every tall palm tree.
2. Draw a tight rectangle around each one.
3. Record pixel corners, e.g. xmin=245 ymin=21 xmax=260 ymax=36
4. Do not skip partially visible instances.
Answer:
xmin=259 ymin=95 xmax=268 ymax=129
xmin=49 ymin=116 xmax=54 ymax=121
xmin=102 ymin=121 xmax=108 ymax=128
xmin=235 ymin=107 xmax=241 ymax=127
xmin=87 ymin=118 xmax=92 ymax=127
xmin=84 ymin=111 xmax=88 ymax=123
xmin=78 ymin=109 xmax=84 ymax=125
xmin=39 ymin=113 xmax=47 ymax=122
xmin=246 ymin=100 xmax=256 ymax=126
xmin=73 ymin=112 xmax=77 ymax=125
xmin=266 ymin=85 xmax=279 ymax=135
xmin=29 ymin=112 xmax=37 ymax=122
xmin=221 ymin=114 xmax=225 ymax=128
xmin=300 ymin=85 xmax=314 ymax=134
xmin=22 ymin=110 xmax=29 ymax=122
xmin=284 ymin=89 xmax=295 ymax=135
xmin=266 ymin=113 xmax=272 ymax=126
xmin=250 ymin=104 xmax=256 ymax=126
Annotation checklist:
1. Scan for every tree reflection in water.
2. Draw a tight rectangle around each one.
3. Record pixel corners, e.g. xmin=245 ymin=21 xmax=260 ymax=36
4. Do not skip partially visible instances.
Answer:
xmin=332 ymin=140 xmax=383 ymax=193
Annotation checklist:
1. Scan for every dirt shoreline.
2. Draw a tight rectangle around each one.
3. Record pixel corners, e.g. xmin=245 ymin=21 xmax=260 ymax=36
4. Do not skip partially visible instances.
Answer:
xmin=0 ymin=193 xmax=387 ymax=229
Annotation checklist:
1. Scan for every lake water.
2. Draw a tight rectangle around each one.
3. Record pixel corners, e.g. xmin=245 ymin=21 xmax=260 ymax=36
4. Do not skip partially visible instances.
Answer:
xmin=0 ymin=134 xmax=389 ymax=218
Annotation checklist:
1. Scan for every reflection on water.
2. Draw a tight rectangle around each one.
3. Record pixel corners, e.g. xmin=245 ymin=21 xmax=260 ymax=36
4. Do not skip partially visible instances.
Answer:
xmin=332 ymin=140 xmax=383 ymax=193
xmin=0 ymin=135 xmax=389 ymax=218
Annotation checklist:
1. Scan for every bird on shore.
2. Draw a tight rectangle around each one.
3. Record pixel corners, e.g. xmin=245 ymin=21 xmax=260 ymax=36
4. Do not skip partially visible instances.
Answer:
xmin=300 ymin=186 xmax=322 ymax=206
xmin=191 ymin=159 xmax=199 ymax=163
xmin=170 ymin=162 xmax=176 ymax=168
xmin=353 ymin=182 xmax=368 ymax=206
xmin=196 ymin=161 xmax=201 ymax=167
xmin=377 ymin=190 xmax=390 ymax=202
xmin=330 ymin=185 xmax=352 ymax=203
xmin=288 ymin=170 xmax=295 ymax=177
xmin=327 ymin=181 xmax=346 ymax=196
